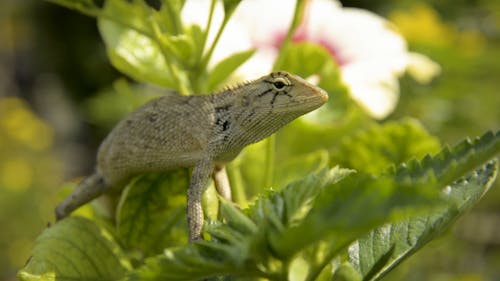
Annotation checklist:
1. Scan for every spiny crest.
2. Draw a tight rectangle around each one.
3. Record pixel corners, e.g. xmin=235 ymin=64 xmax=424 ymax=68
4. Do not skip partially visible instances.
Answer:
xmin=215 ymin=78 xmax=260 ymax=95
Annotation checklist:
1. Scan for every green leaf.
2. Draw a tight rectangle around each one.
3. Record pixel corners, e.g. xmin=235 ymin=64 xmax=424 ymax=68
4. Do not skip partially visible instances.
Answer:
xmin=185 ymin=24 xmax=205 ymax=67
xmin=330 ymin=118 xmax=441 ymax=174
xmin=18 ymin=217 xmax=131 ymax=281
xmin=162 ymin=35 xmax=195 ymax=65
xmin=274 ymin=131 xmax=500 ymax=259
xmin=347 ymin=160 xmax=498 ymax=281
xmin=273 ymin=107 xmax=370 ymax=164
xmin=124 ymin=130 xmax=498 ymax=280
xmin=391 ymin=130 xmax=500 ymax=185
xmin=273 ymin=172 xmax=441 ymax=260
xmin=47 ymin=0 xmax=99 ymax=16
xmin=332 ymin=262 xmax=362 ymax=281
xmin=250 ymin=167 xmax=354 ymax=229
xmin=279 ymin=42 xmax=339 ymax=82
xmin=222 ymin=0 xmax=243 ymax=16
xmin=207 ymin=49 xmax=256 ymax=92
xmin=97 ymin=0 xmax=176 ymax=88
xmin=219 ymin=198 xmax=259 ymax=236
xmin=116 ymin=170 xmax=189 ymax=257
xmin=126 ymin=241 xmax=248 ymax=281
xmin=126 ymin=168 xmax=352 ymax=280
xmin=232 ymin=139 xmax=331 ymax=200
xmin=158 ymin=0 xmax=186 ymax=34
xmin=51 ymin=0 xmax=198 ymax=88
xmin=305 ymin=130 xmax=500 ymax=280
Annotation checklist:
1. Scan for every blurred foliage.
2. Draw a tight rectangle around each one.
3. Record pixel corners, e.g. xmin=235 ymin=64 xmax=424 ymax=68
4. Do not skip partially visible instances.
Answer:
xmin=0 ymin=0 xmax=499 ymax=280
xmin=385 ymin=2 xmax=500 ymax=280
xmin=346 ymin=1 xmax=500 ymax=280
xmin=0 ymin=98 xmax=62 ymax=279
xmin=389 ymin=2 xmax=500 ymax=141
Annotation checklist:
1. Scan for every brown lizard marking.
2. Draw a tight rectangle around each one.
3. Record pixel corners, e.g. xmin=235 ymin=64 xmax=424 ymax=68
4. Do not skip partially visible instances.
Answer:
xmin=257 ymin=88 xmax=273 ymax=97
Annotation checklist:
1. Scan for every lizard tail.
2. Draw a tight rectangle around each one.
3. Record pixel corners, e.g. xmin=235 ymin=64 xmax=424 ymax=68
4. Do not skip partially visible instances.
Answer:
xmin=55 ymin=173 xmax=108 ymax=221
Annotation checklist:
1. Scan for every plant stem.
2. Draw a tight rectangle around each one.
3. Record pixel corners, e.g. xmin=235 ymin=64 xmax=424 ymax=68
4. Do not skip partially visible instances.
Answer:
xmin=226 ymin=165 xmax=248 ymax=207
xmin=150 ymin=19 xmax=190 ymax=95
xmin=264 ymin=135 xmax=276 ymax=188
xmin=191 ymin=0 xmax=217 ymax=93
xmin=162 ymin=0 xmax=182 ymax=35
xmin=281 ymin=258 xmax=292 ymax=281
xmin=273 ymin=0 xmax=307 ymax=70
xmin=200 ymin=7 xmax=234 ymax=71
xmin=198 ymin=0 xmax=217 ymax=64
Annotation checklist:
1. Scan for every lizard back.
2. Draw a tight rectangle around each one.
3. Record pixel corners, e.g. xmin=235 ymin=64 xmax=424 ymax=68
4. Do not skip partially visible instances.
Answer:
xmin=97 ymin=94 xmax=213 ymax=186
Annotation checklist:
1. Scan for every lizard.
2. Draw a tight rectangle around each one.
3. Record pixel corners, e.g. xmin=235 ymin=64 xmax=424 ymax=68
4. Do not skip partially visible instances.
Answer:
xmin=55 ymin=71 xmax=329 ymax=241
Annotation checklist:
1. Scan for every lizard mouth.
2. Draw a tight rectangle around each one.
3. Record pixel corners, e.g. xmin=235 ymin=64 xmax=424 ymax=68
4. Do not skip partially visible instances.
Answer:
xmin=273 ymin=88 xmax=329 ymax=112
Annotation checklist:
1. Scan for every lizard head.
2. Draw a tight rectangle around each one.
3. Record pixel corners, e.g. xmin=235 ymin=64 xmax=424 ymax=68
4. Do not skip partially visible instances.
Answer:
xmin=231 ymin=71 xmax=329 ymax=125
xmin=254 ymin=71 xmax=329 ymax=114
xmin=212 ymin=71 xmax=328 ymax=158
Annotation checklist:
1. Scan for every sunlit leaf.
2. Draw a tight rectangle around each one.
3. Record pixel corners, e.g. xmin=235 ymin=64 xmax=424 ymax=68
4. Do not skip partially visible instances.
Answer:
xmin=391 ymin=130 xmax=500 ymax=185
xmin=18 ymin=217 xmax=131 ymax=281
xmin=185 ymin=24 xmax=205 ymax=67
xmin=332 ymin=262 xmax=362 ymax=281
xmin=97 ymin=0 xmax=175 ymax=87
xmin=126 ymin=167 xmax=352 ymax=280
xmin=154 ymin=30 xmax=200 ymax=70
xmin=158 ymin=0 xmax=185 ymax=33
xmin=116 ymin=170 xmax=189 ymax=258
xmin=307 ymin=130 xmax=500 ymax=280
xmin=347 ymin=160 xmax=498 ymax=281
xmin=274 ymin=131 xmax=500 ymax=259
xmin=273 ymin=171 xmax=441 ymax=260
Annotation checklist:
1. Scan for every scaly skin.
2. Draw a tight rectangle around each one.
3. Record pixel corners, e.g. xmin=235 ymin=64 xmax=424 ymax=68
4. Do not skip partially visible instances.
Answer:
xmin=55 ymin=71 xmax=329 ymax=241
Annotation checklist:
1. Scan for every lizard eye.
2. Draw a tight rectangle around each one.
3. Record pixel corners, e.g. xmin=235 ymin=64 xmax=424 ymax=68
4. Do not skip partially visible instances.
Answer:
xmin=271 ymin=77 xmax=289 ymax=91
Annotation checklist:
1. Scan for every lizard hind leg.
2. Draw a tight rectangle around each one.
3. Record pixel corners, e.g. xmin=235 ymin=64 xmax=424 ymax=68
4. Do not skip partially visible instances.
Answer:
xmin=213 ymin=164 xmax=232 ymax=201
xmin=55 ymin=173 xmax=108 ymax=221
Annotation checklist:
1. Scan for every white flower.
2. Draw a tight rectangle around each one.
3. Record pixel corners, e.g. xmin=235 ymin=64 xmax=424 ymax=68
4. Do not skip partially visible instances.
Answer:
xmin=182 ymin=0 xmax=440 ymax=119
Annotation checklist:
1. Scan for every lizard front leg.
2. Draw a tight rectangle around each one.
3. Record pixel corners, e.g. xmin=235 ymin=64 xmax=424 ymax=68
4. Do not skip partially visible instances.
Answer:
xmin=55 ymin=173 xmax=108 ymax=220
xmin=188 ymin=158 xmax=215 ymax=241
